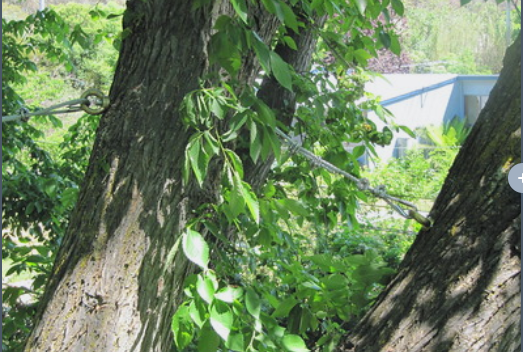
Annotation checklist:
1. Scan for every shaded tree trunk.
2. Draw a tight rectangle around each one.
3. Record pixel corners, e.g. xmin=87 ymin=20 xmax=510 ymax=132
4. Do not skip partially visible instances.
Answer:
xmin=23 ymin=1 xmax=321 ymax=351
xmin=339 ymin=34 xmax=521 ymax=352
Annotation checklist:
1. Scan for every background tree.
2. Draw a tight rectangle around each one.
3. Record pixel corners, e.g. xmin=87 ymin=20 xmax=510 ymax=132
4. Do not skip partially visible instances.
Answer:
xmin=401 ymin=0 xmax=520 ymax=74
xmin=339 ymin=33 xmax=521 ymax=352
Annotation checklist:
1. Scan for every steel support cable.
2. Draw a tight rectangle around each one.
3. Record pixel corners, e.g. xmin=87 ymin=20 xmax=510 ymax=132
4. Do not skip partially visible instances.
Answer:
xmin=274 ymin=127 xmax=432 ymax=227
xmin=2 ymin=89 xmax=109 ymax=123
xmin=2 ymin=88 xmax=430 ymax=227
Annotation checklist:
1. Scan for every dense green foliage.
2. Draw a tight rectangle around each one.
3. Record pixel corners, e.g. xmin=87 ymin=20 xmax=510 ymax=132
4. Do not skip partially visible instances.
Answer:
xmin=2 ymin=4 xmax=120 ymax=350
xmin=168 ymin=0 xmax=455 ymax=351
xmin=402 ymin=0 xmax=520 ymax=73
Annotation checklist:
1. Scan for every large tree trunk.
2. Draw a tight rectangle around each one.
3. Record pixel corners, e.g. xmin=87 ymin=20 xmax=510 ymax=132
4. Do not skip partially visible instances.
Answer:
xmin=339 ymin=34 xmax=521 ymax=352
xmin=23 ymin=1 xmax=321 ymax=351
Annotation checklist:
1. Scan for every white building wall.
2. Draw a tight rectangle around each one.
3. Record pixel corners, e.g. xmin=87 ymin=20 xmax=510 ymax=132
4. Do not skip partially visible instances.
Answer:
xmin=363 ymin=74 xmax=497 ymax=163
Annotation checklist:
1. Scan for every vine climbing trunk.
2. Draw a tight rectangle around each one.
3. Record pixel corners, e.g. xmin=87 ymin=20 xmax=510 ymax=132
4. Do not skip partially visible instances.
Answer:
xmin=338 ymin=34 xmax=521 ymax=352
xmin=24 ymin=1 xmax=320 ymax=351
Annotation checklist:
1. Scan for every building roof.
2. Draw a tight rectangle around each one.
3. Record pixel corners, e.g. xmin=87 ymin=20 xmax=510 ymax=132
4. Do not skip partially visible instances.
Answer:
xmin=365 ymin=74 xmax=498 ymax=106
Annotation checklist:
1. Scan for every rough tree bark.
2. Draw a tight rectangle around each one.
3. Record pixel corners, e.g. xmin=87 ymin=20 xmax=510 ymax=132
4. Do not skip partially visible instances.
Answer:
xmin=23 ymin=1 xmax=324 ymax=351
xmin=339 ymin=34 xmax=521 ymax=352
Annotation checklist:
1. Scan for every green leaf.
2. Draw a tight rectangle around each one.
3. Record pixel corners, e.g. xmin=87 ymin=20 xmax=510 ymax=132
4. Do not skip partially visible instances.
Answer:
xmin=60 ymin=187 xmax=78 ymax=208
xmin=381 ymin=7 xmax=391 ymax=23
xmin=198 ymin=322 xmax=221 ymax=352
xmin=210 ymin=302 xmax=234 ymax=341
xmin=245 ymin=287 xmax=261 ymax=318
xmin=226 ymin=333 xmax=246 ymax=351
xmin=230 ymin=0 xmax=248 ymax=23
xmin=210 ymin=31 xmax=242 ymax=75
xmin=391 ymin=0 xmax=404 ymax=16
xmin=197 ymin=274 xmax=216 ymax=304
xmin=265 ymin=128 xmax=281 ymax=162
xmin=229 ymin=171 xmax=246 ymax=219
xmin=270 ymin=51 xmax=293 ymax=91
xmin=172 ymin=306 xmax=195 ymax=350
xmin=204 ymin=131 xmax=220 ymax=155
xmin=214 ymin=14 xmax=233 ymax=30
xmin=249 ymin=120 xmax=262 ymax=162
xmin=215 ymin=286 xmax=243 ymax=303
xmin=282 ymin=334 xmax=309 ymax=352
xmin=398 ymin=125 xmax=416 ymax=138
xmin=308 ymin=254 xmax=346 ymax=272
xmin=182 ymin=229 xmax=209 ymax=270
xmin=251 ymin=32 xmax=272 ymax=73
xmin=189 ymin=300 xmax=207 ymax=328
xmin=273 ymin=0 xmax=286 ymax=22
xmin=379 ymin=31 xmax=391 ymax=49
xmin=352 ymin=145 xmax=366 ymax=158
xmin=187 ymin=137 xmax=204 ymax=186
xmin=229 ymin=111 xmax=249 ymax=133
xmin=44 ymin=182 xmax=57 ymax=197
xmin=321 ymin=273 xmax=349 ymax=290
xmin=272 ymin=297 xmax=299 ymax=318
xmin=242 ymin=182 xmax=260 ymax=223
xmin=255 ymin=101 xmax=276 ymax=127
xmin=459 ymin=0 xmax=472 ymax=5
xmin=390 ymin=34 xmax=401 ymax=55
xmin=210 ymin=98 xmax=226 ymax=120
xmin=48 ymin=114 xmax=63 ymax=128
xmin=279 ymin=198 xmax=308 ymax=217
xmin=280 ymin=2 xmax=299 ymax=33
xmin=353 ymin=0 xmax=367 ymax=15
xmin=183 ymin=149 xmax=191 ymax=186
xmin=222 ymin=130 xmax=239 ymax=142
xmin=354 ymin=49 xmax=372 ymax=66
xmin=301 ymin=281 xmax=321 ymax=291
xmin=260 ymin=0 xmax=277 ymax=13
xmin=226 ymin=149 xmax=244 ymax=178
xmin=25 ymin=255 xmax=46 ymax=263
xmin=310 ymin=0 xmax=323 ymax=10
xmin=283 ymin=36 xmax=298 ymax=50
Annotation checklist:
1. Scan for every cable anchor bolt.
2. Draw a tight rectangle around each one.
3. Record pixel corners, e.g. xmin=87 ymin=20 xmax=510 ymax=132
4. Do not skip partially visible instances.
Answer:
xmin=80 ymin=89 xmax=110 ymax=115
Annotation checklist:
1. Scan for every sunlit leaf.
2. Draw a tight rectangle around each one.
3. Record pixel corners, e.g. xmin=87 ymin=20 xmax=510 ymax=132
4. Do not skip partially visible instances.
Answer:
xmin=210 ymin=302 xmax=233 ymax=341
xmin=189 ymin=300 xmax=207 ymax=328
xmin=353 ymin=0 xmax=367 ymax=15
xmin=197 ymin=274 xmax=216 ymax=304
xmin=225 ymin=149 xmax=244 ymax=178
xmin=187 ymin=137 xmax=203 ymax=186
xmin=215 ymin=286 xmax=243 ymax=303
xmin=182 ymin=229 xmax=209 ymax=270
xmin=249 ymin=120 xmax=262 ymax=162
xmin=230 ymin=0 xmax=248 ymax=23
xmin=282 ymin=334 xmax=309 ymax=352
xmin=242 ymin=182 xmax=260 ymax=223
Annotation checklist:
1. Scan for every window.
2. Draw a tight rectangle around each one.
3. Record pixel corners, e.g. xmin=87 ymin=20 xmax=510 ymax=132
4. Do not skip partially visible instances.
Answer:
xmin=465 ymin=95 xmax=489 ymax=126
xmin=393 ymin=138 xmax=410 ymax=158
